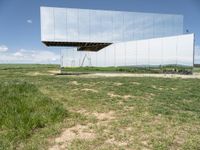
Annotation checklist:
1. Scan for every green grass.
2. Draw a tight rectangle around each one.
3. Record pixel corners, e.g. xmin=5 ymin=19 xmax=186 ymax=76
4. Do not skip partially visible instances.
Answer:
xmin=62 ymin=65 xmax=193 ymax=74
xmin=0 ymin=80 xmax=68 ymax=149
xmin=193 ymin=67 xmax=200 ymax=73
xmin=0 ymin=64 xmax=200 ymax=149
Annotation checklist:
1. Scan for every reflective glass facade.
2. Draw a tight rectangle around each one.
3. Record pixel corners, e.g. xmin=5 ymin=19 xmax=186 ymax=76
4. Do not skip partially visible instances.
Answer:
xmin=41 ymin=7 xmax=183 ymax=43
xmin=61 ymin=34 xmax=194 ymax=67
xmin=40 ymin=7 xmax=194 ymax=67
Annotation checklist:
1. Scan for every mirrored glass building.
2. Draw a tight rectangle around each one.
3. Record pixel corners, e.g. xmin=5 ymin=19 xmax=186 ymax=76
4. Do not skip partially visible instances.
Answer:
xmin=40 ymin=7 xmax=195 ymax=67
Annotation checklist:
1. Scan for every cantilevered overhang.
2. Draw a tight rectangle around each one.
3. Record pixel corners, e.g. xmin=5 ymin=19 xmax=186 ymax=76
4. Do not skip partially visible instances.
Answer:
xmin=42 ymin=41 xmax=112 ymax=51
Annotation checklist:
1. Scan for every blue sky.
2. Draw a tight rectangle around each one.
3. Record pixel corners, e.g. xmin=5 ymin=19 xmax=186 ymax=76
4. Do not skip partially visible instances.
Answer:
xmin=0 ymin=0 xmax=200 ymax=64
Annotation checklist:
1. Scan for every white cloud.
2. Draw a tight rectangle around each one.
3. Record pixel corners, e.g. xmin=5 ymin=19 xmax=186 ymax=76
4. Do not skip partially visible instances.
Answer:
xmin=0 ymin=45 xmax=8 ymax=52
xmin=27 ymin=19 xmax=32 ymax=24
xmin=0 ymin=48 xmax=60 ymax=64
xmin=13 ymin=52 xmax=24 ymax=57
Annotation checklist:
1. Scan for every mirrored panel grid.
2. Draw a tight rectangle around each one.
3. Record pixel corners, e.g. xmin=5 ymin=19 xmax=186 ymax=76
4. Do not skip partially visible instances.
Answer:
xmin=42 ymin=7 xmax=193 ymax=68
xmin=61 ymin=34 xmax=194 ymax=67
xmin=41 ymin=7 xmax=184 ymax=44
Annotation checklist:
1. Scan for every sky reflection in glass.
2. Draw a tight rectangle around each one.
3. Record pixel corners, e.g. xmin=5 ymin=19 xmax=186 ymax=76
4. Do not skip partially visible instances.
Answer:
xmin=41 ymin=7 xmax=183 ymax=43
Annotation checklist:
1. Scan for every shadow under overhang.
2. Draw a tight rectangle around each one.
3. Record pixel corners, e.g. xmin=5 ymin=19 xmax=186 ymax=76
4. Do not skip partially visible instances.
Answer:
xmin=42 ymin=41 xmax=112 ymax=51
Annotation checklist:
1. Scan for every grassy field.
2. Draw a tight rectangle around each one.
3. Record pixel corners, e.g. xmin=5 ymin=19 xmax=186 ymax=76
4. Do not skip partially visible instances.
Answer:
xmin=62 ymin=66 xmax=193 ymax=74
xmin=0 ymin=64 xmax=200 ymax=149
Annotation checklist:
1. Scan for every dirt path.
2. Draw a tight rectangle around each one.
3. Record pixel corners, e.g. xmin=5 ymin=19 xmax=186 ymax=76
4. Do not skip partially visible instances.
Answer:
xmin=53 ymin=70 xmax=200 ymax=79
xmin=89 ymin=73 xmax=200 ymax=79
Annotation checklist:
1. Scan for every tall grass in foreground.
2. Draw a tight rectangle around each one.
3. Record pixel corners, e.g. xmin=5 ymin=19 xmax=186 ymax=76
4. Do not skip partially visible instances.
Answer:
xmin=0 ymin=80 xmax=67 ymax=149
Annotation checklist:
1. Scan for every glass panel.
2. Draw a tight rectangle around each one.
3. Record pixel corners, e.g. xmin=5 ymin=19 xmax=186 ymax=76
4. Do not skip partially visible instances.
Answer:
xmin=125 ymin=41 xmax=137 ymax=66
xmin=124 ymin=12 xmax=134 ymax=41
xmin=90 ymin=10 xmax=102 ymax=42
xmin=143 ymin=15 xmax=154 ymax=39
xmin=175 ymin=15 xmax=184 ymax=35
xmin=113 ymin=12 xmax=124 ymax=42
xmin=172 ymin=15 xmax=178 ymax=36
xmin=115 ymin=43 xmax=125 ymax=66
xmin=89 ymin=52 xmax=97 ymax=66
xmin=105 ymin=45 xmax=115 ymax=66
xmin=80 ymin=52 xmax=90 ymax=67
xmin=137 ymin=40 xmax=148 ymax=66
xmin=54 ymin=8 xmax=66 ymax=41
xmin=41 ymin=7 xmax=54 ymax=41
xmin=78 ymin=9 xmax=90 ymax=42
xmin=96 ymin=48 xmax=105 ymax=67
xmin=149 ymin=38 xmax=163 ymax=66
xmin=163 ymin=36 xmax=177 ymax=65
xmin=165 ymin=16 xmax=171 ymax=37
xmin=100 ymin=11 xmax=113 ymax=42
xmin=133 ymin=13 xmax=144 ymax=40
xmin=177 ymin=34 xmax=194 ymax=66
xmin=62 ymin=48 xmax=75 ymax=67
xmin=67 ymin=8 xmax=78 ymax=42
xmin=79 ymin=51 xmax=85 ymax=66
xmin=72 ymin=49 xmax=80 ymax=67
xmin=153 ymin=14 xmax=164 ymax=38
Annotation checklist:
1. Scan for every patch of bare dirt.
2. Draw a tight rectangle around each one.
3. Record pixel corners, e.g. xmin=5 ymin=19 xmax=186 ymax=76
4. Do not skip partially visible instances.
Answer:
xmin=123 ymin=106 xmax=135 ymax=112
xmin=107 ymin=92 xmax=121 ymax=98
xmin=83 ymin=83 xmax=96 ymax=86
xmin=150 ymin=93 xmax=155 ymax=96
xmin=81 ymin=88 xmax=98 ymax=93
xmin=151 ymin=85 xmax=163 ymax=90
xmin=123 ymin=95 xmax=134 ymax=99
xmin=113 ymin=82 xmax=123 ymax=86
xmin=70 ymin=109 xmax=116 ymax=123
xmin=125 ymin=127 xmax=133 ymax=132
xmin=105 ymin=138 xmax=128 ymax=147
xmin=49 ymin=125 xmax=95 ymax=150
xmin=48 ymin=70 xmax=60 ymax=75
xmin=152 ymin=114 xmax=162 ymax=125
xmin=171 ymin=88 xmax=177 ymax=91
xmin=74 ymin=109 xmax=116 ymax=122
xmin=131 ymin=82 xmax=141 ymax=85
xmin=118 ymin=101 xmax=124 ymax=105
xmin=74 ymin=108 xmax=88 ymax=114
xmin=69 ymin=81 xmax=79 ymax=85
xmin=26 ymin=72 xmax=47 ymax=76
xmin=108 ymin=92 xmax=134 ymax=100
xmin=143 ymin=93 xmax=155 ymax=100
xmin=93 ymin=111 xmax=116 ymax=121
